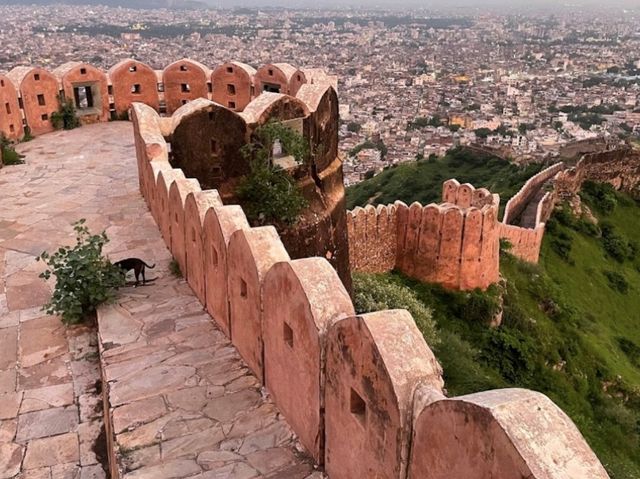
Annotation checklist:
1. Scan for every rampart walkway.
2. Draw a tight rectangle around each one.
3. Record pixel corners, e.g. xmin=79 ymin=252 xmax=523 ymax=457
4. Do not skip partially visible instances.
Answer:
xmin=0 ymin=123 xmax=315 ymax=478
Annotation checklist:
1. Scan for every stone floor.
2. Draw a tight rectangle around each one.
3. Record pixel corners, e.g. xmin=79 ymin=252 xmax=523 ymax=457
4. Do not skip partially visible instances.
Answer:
xmin=0 ymin=123 xmax=317 ymax=479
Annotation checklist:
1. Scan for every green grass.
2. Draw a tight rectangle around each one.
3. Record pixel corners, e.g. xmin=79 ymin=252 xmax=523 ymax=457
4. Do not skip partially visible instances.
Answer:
xmin=346 ymin=147 xmax=543 ymax=215
xmin=350 ymin=161 xmax=640 ymax=476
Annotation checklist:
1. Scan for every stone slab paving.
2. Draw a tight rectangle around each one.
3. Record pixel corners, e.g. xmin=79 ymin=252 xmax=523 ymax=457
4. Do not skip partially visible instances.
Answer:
xmin=0 ymin=123 xmax=318 ymax=479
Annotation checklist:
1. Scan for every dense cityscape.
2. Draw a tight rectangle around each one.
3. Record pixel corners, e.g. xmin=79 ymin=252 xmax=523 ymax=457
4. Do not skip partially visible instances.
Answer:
xmin=1 ymin=5 xmax=639 ymax=183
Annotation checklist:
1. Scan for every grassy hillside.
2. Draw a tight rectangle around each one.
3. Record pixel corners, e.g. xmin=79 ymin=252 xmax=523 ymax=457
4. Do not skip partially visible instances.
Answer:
xmin=351 ymin=173 xmax=640 ymax=477
xmin=346 ymin=147 xmax=543 ymax=213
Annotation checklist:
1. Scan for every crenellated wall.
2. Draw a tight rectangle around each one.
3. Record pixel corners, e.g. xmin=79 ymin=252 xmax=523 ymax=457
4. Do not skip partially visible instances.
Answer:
xmin=0 ymin=59 xmax=323 ymax=142
xmin=502 ymin=162 xmax=565 ymax=226
xmin=128 ymin=100 xmax=609 ymax=479
xmin=348 ymin=179 xmax=501 ymax=291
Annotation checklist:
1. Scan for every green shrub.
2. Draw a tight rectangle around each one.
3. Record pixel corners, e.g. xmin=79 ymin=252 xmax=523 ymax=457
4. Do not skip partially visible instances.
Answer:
xmin=601 ymin=223 xmax=635 ymax=262
xmin=37 ymin=219 xmax=125 ymax=324
xmin=237 ymin=122 xmax=309 ymax=226
xmin=603 ymin=270 xmax=629 ymax=294
xmin=0 ymin=135 xmax=25 ymax=165
xmin=51 ymin=94 xmax=80 ymax=130
xmin=550 ymin=231 xmax=573 ymax=261
xmin=581 ymin=181 xmax=618 ymax=215
xmin=352 ymin=273 xmax=439 ymax=346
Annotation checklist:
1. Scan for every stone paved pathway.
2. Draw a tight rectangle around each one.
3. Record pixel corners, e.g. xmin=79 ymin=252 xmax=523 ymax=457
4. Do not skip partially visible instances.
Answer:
xmin=0 ymin=123 xmax=317 ymax=478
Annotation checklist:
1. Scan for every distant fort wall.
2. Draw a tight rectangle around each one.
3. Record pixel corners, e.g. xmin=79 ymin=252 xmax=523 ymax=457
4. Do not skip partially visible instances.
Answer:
xmin=348 ymin=179 xmax=500 ymax=291
xmin=126 ymin=100 xmax=609 ymax=479
xmin=0 ymin=58 xmax=337 ymax=141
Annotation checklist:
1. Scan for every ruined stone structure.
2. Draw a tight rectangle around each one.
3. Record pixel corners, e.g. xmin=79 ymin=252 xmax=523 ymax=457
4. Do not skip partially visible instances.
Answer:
xmin=128 ymin=100 xmax=610 ymax=479
xmin=348 ymin=180 xmax=501 ymax=291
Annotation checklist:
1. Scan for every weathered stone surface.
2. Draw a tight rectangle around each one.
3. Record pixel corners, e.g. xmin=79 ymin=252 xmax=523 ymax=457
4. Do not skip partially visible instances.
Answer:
xmin=22 ymin=433 xmax=79 ymax=469
xmin=123 ymin=459 xmax=201 ymax=479
xmin=19 ymin=315 xmax=68 ymax=368
xmin=0 ymin=391 xmax=22 ymax=419
xmin=20 ymin=383 xmax=75 ymax=413
xmin=112 ymin=395 xmax=167 ymax=434
xmin=0 ymin=442 xmax=23 ymax=478
xmin=16 ymin=406 xmax=79 ymax=441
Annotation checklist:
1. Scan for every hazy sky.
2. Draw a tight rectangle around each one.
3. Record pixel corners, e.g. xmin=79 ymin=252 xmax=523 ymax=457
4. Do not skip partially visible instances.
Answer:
xmin=206 ymin=0 xmax=639 ymax=6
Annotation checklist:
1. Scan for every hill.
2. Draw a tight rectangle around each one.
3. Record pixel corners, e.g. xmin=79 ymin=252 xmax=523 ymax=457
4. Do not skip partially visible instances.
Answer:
xmin=351 ymin=162 xmax=640 ymax=478
xmin=346 ymin=147 xmax=543 ymax=215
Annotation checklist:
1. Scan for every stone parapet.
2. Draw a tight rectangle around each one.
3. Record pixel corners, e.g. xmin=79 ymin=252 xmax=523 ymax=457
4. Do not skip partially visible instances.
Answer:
xmin=129 ymin=102 xmax=609 ymax=479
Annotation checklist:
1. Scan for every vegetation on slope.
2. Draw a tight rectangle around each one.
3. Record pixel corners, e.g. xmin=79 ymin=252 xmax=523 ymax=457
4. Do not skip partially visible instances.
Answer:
xmin=346 ymin=147 xmax=543 ymax=213
xmin=351 ymin=163 xmax=640 ymax=477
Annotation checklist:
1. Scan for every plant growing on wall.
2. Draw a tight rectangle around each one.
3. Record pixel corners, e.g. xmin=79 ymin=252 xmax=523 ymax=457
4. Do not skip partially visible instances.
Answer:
xmin=51 ymin=94 xmax=80 ymax=130
xmin=237 ymin=121 xmax=309 ymax=226
xmin=37 ymin=219 xmax=125 ymax=324
xmin=0 ymin=135 xmax=25 ymax=165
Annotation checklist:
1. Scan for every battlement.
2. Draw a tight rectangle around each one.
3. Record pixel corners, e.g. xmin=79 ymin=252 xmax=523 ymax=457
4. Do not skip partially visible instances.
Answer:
xmin=127 ymin=101 xmax=609 ymax=478
xmin=0 ymin=58 xmax=336 ymax=141
xmin=348 ymin=179 xmax=500 ymax=291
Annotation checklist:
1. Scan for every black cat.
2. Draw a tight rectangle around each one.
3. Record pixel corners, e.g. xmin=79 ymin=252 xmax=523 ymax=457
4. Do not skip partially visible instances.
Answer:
xmin=114 ymin=258 xmax=156 ymax=286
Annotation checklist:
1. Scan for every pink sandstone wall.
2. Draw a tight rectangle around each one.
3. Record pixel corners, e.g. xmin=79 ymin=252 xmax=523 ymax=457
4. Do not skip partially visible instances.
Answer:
xmin=502 ymin=162 xmax=564 ymax=225
xmin=500 ymin=223 xmax=546 ymax=263
xmin=129 ymin=102 xmax=610 ymax=479
xmin=168 ymin=177 xmax=200 ymax=277
xmin=183 ymin=190 xmax=222 ymax=305
xmin=324 ymin=310 xmax=443 ymax=479
xmin=0 ymin=74 xmax=24 ymax=140
xmin=346 ymin=204 xmax=397 ymax=274
xmin=263 ymin=259 xmax=354 ymax=463
xmin=203 ymin=205 xmax=249 ymax=337
xmin=348 ymin=180 xmax=500 ymax=290
xmin=409 ymin=388 xmax=609 ymax=479
xmin=227 ymin=227 xmax=290 ymax=382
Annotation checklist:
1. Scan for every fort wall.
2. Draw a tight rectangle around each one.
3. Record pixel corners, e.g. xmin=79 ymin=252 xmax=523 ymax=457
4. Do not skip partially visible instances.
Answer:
xmin=502 ymin=162 xmax=564 ymax=225
xmin=0 ymin=58 xmax=319 ymax=143
xmin=127 ymin=101 xmax=608 ymax=478
xmin=348 ymin=180 xmax=500 ymax=291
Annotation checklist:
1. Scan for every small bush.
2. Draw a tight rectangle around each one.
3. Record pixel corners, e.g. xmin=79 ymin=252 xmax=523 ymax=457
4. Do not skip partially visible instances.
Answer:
xmin=603 ymin=270 xmax=629 ymax=294
xmin=237 ymin=122 xmax=309 ymax=226
xmin=580 ymin=181 xmax=618 ymax=215
xmin=51 ymin=95 xmax=80 ymax=130
xmin=37 ymin=219 xmax=125 ymax=324
xmin=353 ymin=273 xmax=439 ymax=345
xmin=0 ymin=135 xmax=25 ymax=165
xmin=550 ymin=231 xmax=573 ymax=261
xmin=601 ymin=223 xmax=635 ymax=262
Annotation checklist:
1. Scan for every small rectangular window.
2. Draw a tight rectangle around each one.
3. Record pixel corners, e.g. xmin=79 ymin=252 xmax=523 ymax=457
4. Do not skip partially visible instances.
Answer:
xmin=9 ymin=124 xmax=14 ymax=133
xmin=208 ymin=111 xmax=214 ymax=121
xmin=350 ymin=388 xmax=366 ymax=425
xmin=18 ymin=98 xmax=23 ymax=109
xmin=41 ymin=113 xmax=48 ymax=121
xmin=210 ymin=139 xmax=217 ymax=154
xmin=1 ymin=79 xmax=5 ymax=87
xmin=108 ymin=85 xmax=113 ymax=95
xmin=211 ymin=246 xmax=219 ymax=267
xmin=131 ymin=84 xmax=141 ymax=94
xmin=181 ymin=83 xmax=190 ymax=93
xmin=181 ymin=99 xmax=188 ymax=105
xmin=157 ymin=83 xmax=164 ymax=92
xmin=34 ymin=74 xmax=40 ymax=81
xmin=240 ymin=278 xmax=247 ymax=298
xmin=207 ymin=83 xmax=212 ymax=93
xmin=227 ymin=84 xmax=236 ymax=95
xmin=268 ymin=69 xmax=274 ymax=76
xmin=228 ymin=101 xmax=236 ymax=109
xmin=5 ymin=103 xmax=10 ymax=114
xmin=37 ymin=94 xmax=45 ymax=106
xmin=80 ymin=67 xmax=87 ymax=75
xmin=129 ymin=65 xmax=137 ymax=72
xmin=226 ymin=66 xmax=233 ymax=73
xmin=180 ymin=65 xmax=187 ymax=71
xmin=283 ymin=322 xmax=293 ymax=348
